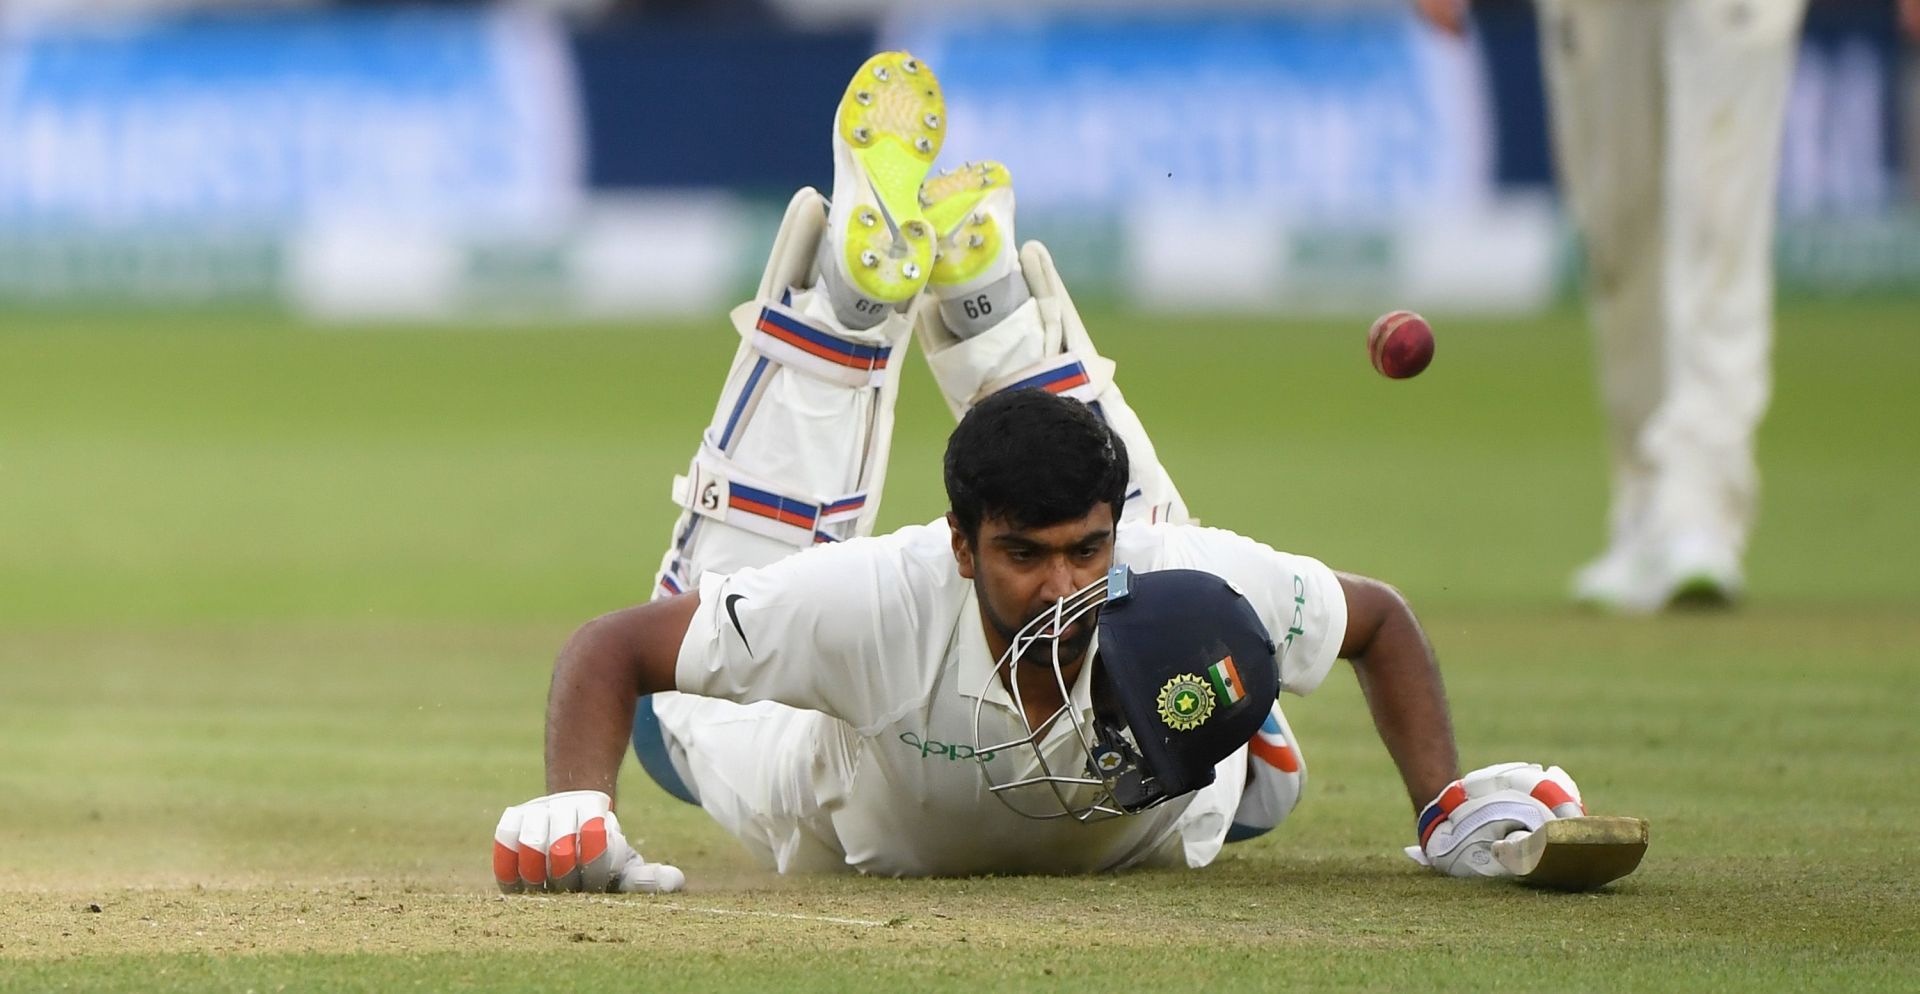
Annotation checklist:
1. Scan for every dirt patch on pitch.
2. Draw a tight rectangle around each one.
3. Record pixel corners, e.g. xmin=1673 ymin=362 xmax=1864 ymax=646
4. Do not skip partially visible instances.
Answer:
xmin=3 ymin=885 xmax=890 ymax=960
xmin=0 ymin=869 xmax=1374 ymax=961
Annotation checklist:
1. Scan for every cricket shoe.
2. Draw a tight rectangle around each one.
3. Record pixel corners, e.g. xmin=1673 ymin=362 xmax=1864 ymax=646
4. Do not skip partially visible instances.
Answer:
xmin=913 ymin=210 xmax=1193 ymax=524
xmin=1571 ymin=532 xmax=1743 ymax=614
xmin=920 ymin=160 xmax=1028 ymax=338
xmin=915 ymin=233 xmax=1106 ymax=418
xmin=910 ymin=157 xmax=1112 ymax=411
xmin=814 ymin=51 xmax=946 ymax=329
xmin=1570 ymin=544 xmax=1655 ymax=614
xmin=1652 ymin=530 xmax=1744 ymax=611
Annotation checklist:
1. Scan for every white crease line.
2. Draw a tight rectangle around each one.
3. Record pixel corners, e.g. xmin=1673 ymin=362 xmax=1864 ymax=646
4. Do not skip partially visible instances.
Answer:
xmin=517 ymin=894 xmax=885 ymax=927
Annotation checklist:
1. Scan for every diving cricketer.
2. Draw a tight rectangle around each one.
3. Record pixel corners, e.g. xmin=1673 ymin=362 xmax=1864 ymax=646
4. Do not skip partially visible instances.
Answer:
xmin=492 ymin=52 xmax=1644 ymax=891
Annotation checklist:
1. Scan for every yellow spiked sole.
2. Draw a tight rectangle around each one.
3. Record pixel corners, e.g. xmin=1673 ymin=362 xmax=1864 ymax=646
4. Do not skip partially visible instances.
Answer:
xmin=921 ymin=160 xmax=1011 ymax=288
xmin=835 ymin=52 xmax=945 ymax=302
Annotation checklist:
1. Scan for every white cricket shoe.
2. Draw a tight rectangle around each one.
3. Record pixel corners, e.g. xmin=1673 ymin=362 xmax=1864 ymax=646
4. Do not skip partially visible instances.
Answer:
xmin=1571 ymin=532 xmax=1742 ymax=614
xmin=1570 ymin=544 xmax=1655 ymax=614
xmin=919 ymin=160 xmax=1029 ymax=339
xmin=814 ymin=51 xmax=945 ymax=328
xmin=1655 ymin=530 xmax=1744 ymax=610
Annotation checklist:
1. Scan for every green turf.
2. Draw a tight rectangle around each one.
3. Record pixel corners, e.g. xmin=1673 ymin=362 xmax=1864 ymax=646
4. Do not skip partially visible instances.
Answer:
xmin=1 ymin=299 xmax=1916 ymax=991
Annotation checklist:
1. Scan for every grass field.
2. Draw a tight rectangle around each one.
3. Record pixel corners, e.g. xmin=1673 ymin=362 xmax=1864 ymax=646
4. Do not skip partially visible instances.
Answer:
xmin=2 ymin=298 xmax=1916 ymax=991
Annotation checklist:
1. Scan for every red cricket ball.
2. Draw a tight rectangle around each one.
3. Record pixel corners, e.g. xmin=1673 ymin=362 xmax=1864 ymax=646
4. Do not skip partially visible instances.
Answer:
xmin=1367 ymin=310 xmax=1435 ymax=379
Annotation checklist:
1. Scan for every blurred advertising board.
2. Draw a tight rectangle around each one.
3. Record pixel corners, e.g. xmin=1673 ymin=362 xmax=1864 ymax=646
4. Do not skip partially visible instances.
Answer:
xmin=0 ymin=7 xmax=584 ymax=306
xmin=884 ymin=8 xmax=1558 ymax=313
xmin=1 ymin=7 xmax=1910 ymax=317
xmin=0 ymin=8 xmax=581 ymax=228
xmin=888 ymin=9 xmax=1493 ymax=216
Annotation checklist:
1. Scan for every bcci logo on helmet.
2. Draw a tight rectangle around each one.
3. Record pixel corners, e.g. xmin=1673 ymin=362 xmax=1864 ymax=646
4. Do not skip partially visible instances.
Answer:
xmin=1155 ymin=674 xmax=1214 ymax=731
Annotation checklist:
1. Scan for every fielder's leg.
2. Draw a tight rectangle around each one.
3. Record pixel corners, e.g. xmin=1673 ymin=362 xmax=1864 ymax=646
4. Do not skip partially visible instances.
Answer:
xmin=1538 ymin=0 xmax=1672 ymax=609
xmin=1639 ymin=0 xmax=1806 ymax=606
xmin=635 ymin=53 xmax=943 ymax=826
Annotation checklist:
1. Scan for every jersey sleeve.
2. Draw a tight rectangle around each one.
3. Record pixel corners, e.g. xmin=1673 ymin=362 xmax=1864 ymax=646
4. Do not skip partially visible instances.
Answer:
xmin=1146 ymin=526 xmax=1349 ymax=697
xmin=673 ymin=536 xmax=935 ymax=733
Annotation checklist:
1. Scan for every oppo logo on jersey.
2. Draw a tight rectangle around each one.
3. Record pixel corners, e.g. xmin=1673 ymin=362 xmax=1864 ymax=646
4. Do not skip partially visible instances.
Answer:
xmin=1279 ymin=575 xmax=1307 ymax=659
xmin=898 ymin=732 xmax=995 ymax=763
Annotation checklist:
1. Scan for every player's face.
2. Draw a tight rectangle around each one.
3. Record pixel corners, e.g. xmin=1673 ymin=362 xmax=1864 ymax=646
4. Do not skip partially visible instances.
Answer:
xmin=950 ymin=503 xmax=1117 ymax=667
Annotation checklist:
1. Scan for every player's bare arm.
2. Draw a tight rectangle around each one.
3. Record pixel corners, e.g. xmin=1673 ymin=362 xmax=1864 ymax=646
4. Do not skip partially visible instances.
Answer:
xmin=1333 ymin=572 xmax=1459 ymax=809
xmin=491 ymin=594 xmax=697 ymax=895
xmin=544 ymin=593 xmax=700 ymax=801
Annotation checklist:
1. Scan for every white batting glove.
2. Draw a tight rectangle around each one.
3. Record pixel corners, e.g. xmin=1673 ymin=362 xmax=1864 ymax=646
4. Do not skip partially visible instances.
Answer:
xmin=492 ymin=790 xmax=686 ymax=894
xmin=1404 ymin=762 xmax=1586 ymax=878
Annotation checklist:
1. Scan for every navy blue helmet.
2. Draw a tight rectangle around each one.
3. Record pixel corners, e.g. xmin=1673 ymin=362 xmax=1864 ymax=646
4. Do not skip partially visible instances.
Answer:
xmin=972 ymin=565 xmax=1281 ymax=819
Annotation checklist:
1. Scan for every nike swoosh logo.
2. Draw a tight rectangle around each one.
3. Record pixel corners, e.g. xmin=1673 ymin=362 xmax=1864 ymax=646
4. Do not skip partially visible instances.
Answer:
xmin=724 ymin=593 xmax=753 ymax=654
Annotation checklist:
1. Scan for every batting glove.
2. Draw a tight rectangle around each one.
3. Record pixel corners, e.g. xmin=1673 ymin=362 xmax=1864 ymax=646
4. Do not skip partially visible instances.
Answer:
xmin=1404 ymin=762 xmax=1586 ymax=878
xmin=493 ymin=790 xmax=686 ymax=894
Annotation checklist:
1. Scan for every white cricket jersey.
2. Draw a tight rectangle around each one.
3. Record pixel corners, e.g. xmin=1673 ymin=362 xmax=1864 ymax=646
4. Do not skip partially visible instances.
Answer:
xmin=674 ymin=519 xmax=1347 ymax=876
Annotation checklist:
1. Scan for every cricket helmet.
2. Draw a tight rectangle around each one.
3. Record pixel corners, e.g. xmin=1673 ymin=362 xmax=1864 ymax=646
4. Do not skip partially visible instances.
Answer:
xmin=972 ymin=565 xmax=1280 ymax=820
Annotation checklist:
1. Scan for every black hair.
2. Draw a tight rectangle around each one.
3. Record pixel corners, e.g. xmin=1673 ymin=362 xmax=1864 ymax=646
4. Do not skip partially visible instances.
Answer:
xmin=943 ymin=388 xmax=1130 ymax=542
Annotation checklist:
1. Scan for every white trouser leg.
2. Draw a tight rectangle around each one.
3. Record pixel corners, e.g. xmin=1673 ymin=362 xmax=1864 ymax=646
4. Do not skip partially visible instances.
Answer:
xmin=915 ymin=240 xmax=1190 ymax=528
xmin=648 ymin=694 xmax=853 ymax=874
xmin=1644 ymin=0 xmax=1804 ymax=559
xmin=1540 ymin=0 xmax=1669 ymax=555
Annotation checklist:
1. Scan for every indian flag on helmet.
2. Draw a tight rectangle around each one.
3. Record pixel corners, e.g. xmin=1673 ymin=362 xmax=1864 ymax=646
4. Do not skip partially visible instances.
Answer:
xmin=1207 ymin=654 xmax=1246 ymax=707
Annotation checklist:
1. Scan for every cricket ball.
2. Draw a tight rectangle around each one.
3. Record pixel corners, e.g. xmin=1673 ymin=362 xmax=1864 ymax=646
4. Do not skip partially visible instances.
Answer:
xmin=1368 ymin=310 xmax=1435 ymax=379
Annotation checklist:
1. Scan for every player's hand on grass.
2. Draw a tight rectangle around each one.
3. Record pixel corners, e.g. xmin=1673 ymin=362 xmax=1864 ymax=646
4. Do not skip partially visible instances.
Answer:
xmin=493 ymin=790 xmax=685 ymax=894
xmin=1404 ymin=762 xmax=1585 ymax=878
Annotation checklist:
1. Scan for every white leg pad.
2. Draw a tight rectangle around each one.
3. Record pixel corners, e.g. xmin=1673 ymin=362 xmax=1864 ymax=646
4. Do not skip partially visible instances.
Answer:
xmin=651 ymin=188 xmax=911 ymax=594
xmin=915 ymin=240 xmax=1189 ymax=527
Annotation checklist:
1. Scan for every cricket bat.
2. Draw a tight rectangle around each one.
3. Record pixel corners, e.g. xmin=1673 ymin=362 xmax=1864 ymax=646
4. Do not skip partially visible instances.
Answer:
xmin=1491 ymin=816 xmax=1649 ymax=891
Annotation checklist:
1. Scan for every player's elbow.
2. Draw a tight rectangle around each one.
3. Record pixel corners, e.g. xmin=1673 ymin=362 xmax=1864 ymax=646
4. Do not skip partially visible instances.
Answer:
xmin=1335 ymin=572 xmax=1417 ymax=660
xmin=557 ymin=596 xmax=697 ymax=698
xmin=560 ymin=611 xmax=617 ymax=660
xmin=552 ymin=614 xmax=631 ymax=697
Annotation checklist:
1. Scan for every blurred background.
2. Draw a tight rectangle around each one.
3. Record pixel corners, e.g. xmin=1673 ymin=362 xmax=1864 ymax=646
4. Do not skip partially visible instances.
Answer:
xmin=0 ymin=0 xmax=1912 ymax=320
